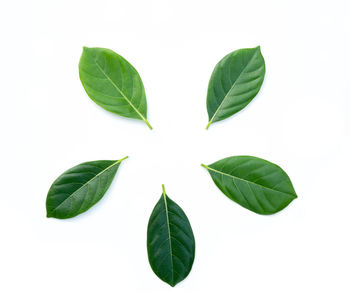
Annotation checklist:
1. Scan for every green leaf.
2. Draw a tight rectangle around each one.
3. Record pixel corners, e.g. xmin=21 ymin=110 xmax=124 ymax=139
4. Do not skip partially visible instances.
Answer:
xmin=79 ymin=47 xmax=152 ymax=129
xmin=46 ymin=157 xmax=128 ymax=219
xmin=201 ymin=156 xmax=297 ymax=214
xmin=147 ymin=185 xmax=195 ymax=287
xmin=206 ymin=46 xmax=265 ymax=129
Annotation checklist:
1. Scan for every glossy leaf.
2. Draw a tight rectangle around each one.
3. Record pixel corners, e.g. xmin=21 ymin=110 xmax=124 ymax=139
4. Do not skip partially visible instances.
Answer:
xmin=147 ymin=185 xmax=195 ymax=287
xmin=202 ymin=156 xmax=297 ymax=214
xmin=79 ymin=47 xmax=152 ymax=129
xmin=206 ymin=46 xmax=265 ymax=129
xmin=46 ymin=157 xmax=128 ymax=219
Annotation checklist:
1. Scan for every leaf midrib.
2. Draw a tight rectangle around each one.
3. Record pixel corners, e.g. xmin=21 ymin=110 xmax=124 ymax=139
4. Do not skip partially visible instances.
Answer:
xmin=94 ymin=61 xmax=149 ymax=125
xmin=208 ymin=48 xmax=259 ymax=125
xmin=50 ymin=159 xmax=124 ymax=214
xmin=204 ymin=165 xmax=296 ymax=198
xmin=162 ymin=185 xmax=174 ymax=286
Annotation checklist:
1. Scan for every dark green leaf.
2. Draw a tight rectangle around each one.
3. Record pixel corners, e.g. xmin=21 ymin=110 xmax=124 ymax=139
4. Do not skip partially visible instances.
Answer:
xmin=147 ymin=185 xmax=195 ymax=287
xmin=206 ymin=46 xmax=265 ymax=129
xmin=202 ymin=156 xmax=297 ymax=214
xmin=79 ymin=47 xmax=152 ymax=129
xmin=46 ymin=157 xmax=128 ymax=219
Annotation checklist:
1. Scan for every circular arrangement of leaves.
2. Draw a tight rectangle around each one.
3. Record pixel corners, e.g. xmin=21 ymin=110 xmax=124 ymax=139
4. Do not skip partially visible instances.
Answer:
xmin=46 ymin=46 xmax=297 ymax=287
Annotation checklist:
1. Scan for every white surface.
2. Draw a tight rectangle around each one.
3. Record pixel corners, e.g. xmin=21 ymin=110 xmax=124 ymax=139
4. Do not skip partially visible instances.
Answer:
xmin=1 ymin=0 xmax=349 ymax=290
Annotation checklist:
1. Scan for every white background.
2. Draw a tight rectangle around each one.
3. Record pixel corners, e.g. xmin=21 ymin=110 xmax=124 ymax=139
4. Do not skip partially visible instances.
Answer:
xmin=1 ymin=0 xmax=349 ymax=290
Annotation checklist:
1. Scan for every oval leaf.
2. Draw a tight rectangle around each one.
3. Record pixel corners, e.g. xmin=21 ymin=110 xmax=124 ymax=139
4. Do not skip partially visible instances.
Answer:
xmin=147 ymin=185 xmax=195 ymax=287
xmin=79 ymin=47 xmax=152 ymax=129
xmin=202 ymin=156 xmax=297 ymax=214
xmin=206 ymin=46 xmax=265 ymax=129
xmin=46 ymin=157 xmax=128 ymax=219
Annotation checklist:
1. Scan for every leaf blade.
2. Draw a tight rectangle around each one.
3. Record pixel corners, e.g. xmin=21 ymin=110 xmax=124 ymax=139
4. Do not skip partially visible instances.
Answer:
xmin=79 ymin=47 xmax=152 ymax=129
xmin=147 ymin=185 xmax=195 ymax=287
xmin=202 ymin=156 xmax=297 ymax=214
xmin=206 ymin=46 xmax=265 ymax=128
xmin=46 ymin=157 xmax=127 ymax=219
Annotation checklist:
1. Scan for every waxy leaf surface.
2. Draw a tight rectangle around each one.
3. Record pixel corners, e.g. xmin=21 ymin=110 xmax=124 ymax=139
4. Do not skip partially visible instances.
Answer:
xmin=147 ymin=185 xmax=195 ymax=287
xmin=202 ymin=156 xmax=297 ymax=214
xmin=206 ymin=46 xmax=265 ymax=129
xmin=46 ymin=157 xmax=127 ymax=219
xmin=79 ymin=47 xmax=152 ymax=129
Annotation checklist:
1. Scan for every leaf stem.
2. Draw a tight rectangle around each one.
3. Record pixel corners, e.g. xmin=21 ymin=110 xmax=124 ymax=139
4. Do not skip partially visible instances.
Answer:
xmin=162 ymin=184 xmax=166 ymax=194
xmin=205 ymin=121 xmax=212 ymax=130
xmin=201 ymin=163 xmax=209 ymax=169
xmin=118 ymin=156 xmax=129 ymax=163
xmin=144 ymin=118 xmax=153 ymax=130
